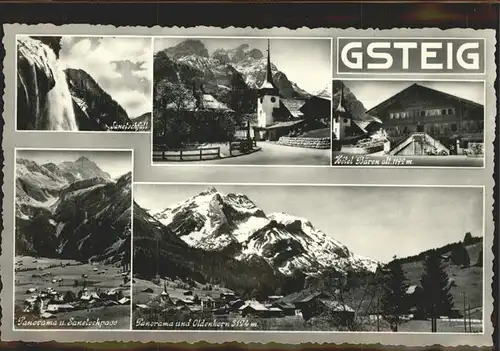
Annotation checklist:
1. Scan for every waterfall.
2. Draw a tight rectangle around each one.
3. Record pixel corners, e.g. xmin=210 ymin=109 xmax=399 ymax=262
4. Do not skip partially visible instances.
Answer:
xmin=43 ymin=47 xmax=78 ymax=131
xmin=17 ymin=37 xmax=79 ymax=131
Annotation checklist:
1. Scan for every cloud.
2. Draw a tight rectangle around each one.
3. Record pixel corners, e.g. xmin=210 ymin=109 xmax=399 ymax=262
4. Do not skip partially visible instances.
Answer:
xmin=59 ymin=36 xmax=152 ymax=117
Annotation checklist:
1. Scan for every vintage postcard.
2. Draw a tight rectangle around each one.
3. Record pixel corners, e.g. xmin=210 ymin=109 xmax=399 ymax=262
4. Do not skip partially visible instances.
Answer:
xmin=0 ymin=24 xmax=495 ymax=347
xmin=13 ymin=148 xmax=133 ymax=330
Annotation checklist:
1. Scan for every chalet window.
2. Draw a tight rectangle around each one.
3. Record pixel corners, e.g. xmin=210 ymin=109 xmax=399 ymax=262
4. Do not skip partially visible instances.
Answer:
xmin=420 ymin=111 xmax=426 ymax=117
xmin=389 ymin=113 xmax=394 ymax=119
xmin=451 ymin=123 xmax=457 ymax=132
xmin=395 ymin=113 xmax=400 ymax=119
xmin=441 ymin=109 xmax=447 ymax=115
xmin=448 ymin=108 xmax=454 ymax=115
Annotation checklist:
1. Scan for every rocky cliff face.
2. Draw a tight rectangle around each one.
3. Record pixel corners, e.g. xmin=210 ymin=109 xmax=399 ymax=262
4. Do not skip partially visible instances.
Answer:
xmin=65 ymin=68 xmax=132 ymax=131
xmin=15 ymin=157 xmax=131 ymax=265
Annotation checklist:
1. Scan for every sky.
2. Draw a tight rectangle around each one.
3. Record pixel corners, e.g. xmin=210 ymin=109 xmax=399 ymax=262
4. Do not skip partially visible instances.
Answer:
xmin=341 ymin=80 xmax=485 ymax=111
xmin=58 ymin=36 xmax=152 ymax=118
xmin=134 ymin=184 xmax=483 ymax=263
xmin=17 ymin=149 xmax=132 ymax=179
xmin=154 ymin=38 xmax=331 ymax=94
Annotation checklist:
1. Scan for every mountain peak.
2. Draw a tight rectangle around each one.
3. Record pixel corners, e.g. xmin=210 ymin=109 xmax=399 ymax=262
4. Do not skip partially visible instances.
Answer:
xmin=166 ymin=39 xmax=209 ymax=60
xmin=200 ymin=186 xmax=219 ymax=196
xmin=75 ymin=156 xmax=91 ymax=163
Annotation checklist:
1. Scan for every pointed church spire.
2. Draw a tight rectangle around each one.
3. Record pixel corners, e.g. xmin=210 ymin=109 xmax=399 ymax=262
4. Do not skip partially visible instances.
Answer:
xmin=336 ymin=85 xmax=346 ymax=113
xmin=259 ymin=39 xmax=278 ymax=92
xmin=265 ymin=39 xmax=274 ymax=85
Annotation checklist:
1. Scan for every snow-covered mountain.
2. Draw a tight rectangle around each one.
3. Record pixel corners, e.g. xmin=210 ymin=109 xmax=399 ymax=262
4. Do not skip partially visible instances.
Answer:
xmin=151 ymin=187 xmax=378 ymax=276
xmin=15 ymin=157 xmax=131 ymax=264
xmin=57 ymin=156 xmax=111 ymax=182
xmin=313 ymin=84 xmax=332 ymax=99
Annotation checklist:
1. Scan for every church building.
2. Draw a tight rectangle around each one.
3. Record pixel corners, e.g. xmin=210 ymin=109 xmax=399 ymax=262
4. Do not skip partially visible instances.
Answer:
xmin=253 ymin=40 xmax=304 ymax=141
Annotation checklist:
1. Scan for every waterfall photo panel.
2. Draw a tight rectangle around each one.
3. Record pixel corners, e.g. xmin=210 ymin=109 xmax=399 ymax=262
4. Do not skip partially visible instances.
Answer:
xmin=16 ymin=35 xmax=153 ymax=132
xmin=13 ymin=148 xmax=133 ymax=330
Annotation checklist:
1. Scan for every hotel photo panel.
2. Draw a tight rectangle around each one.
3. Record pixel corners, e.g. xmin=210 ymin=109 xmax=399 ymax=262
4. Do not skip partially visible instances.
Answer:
xmin=331 ymin=79 xmax=485 ymax=168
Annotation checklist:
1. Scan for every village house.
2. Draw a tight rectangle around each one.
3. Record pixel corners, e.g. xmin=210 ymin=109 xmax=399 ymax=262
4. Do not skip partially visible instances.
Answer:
xmin=365 ymin=83 xmax=484 ymax=155
xmin=239 ymin=300 xmax=283 ymax=318
xmin=276 ymin=289 xmax=354 ymax=323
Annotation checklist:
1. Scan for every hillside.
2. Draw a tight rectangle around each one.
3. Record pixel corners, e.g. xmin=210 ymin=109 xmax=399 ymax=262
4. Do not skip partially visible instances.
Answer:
xmin=390 ymin=237 xmax=484 ymax=318
xmin=15 ymin=157 xmax=132 ymax=265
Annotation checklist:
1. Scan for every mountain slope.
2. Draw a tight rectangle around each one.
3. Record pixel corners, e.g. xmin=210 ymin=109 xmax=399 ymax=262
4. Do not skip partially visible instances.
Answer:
xmin=15 ymin=157 xmax=131 ymax=264
xmin=133 ymin=202 xmax=284 ymax=296
xmin=332 ymin=80 xmax=369 ymax=121
xmin=65 ymin=68 xmax=133 ymax=131
xmin=151 ymin=187 xmax=378 ymax=276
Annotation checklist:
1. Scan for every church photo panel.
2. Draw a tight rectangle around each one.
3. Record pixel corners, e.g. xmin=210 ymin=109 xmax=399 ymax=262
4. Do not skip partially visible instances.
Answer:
xmin=151 ymin=37 xmax=332 ymax=166
xmin=331 ymin=79 xmax=485 ymax=168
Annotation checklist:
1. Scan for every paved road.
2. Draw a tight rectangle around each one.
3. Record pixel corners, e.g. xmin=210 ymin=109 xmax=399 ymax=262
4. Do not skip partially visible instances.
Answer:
xmin=155 ymin=142 xmax=331 ymax=166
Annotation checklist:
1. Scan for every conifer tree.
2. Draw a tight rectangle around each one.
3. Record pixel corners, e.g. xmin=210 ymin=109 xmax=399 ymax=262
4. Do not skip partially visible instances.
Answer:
xmin=419 ymin=252 xmax=455 ymax=318
xmin=380 ymin=262 xmax=408 ymax=332
xmin=451 ymin=243 xmax=470 ymax=267
xmin=463 ymin=232 xmax=473 ymax=245
xmin=476 ymin=249 xmax=483 ymax=267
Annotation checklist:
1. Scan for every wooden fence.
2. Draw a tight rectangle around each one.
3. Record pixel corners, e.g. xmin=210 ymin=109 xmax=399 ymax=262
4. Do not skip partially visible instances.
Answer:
xmin=229 ymin=140 xmax=257 ymax=156
xmin=153 ymin=145 xmax=221 ymax=161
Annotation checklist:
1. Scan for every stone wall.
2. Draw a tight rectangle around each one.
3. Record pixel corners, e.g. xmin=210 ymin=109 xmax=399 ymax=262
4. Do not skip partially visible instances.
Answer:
xmin=277 ymin=136 xmax=331 ymax=149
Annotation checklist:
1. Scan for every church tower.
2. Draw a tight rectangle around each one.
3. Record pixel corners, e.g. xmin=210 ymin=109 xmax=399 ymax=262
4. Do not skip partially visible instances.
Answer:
xmin=332 ymin=86 xmax=352 ymax=140
xmin=257 ymin=39 xmax=280 ymax=128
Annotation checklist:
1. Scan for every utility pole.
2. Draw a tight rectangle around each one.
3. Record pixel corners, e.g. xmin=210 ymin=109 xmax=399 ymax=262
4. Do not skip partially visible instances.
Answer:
xmin=468 ymin=303 xmax=472 ymax=332
xmin=376 ymin=298 xmax=380 ymax=332
xmin=463 ymin=292 xmax=467 ymax=333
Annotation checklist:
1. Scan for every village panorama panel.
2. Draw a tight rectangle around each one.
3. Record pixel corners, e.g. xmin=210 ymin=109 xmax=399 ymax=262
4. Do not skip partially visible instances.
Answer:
xmin=331 ymin=80 xmax=485 ymax=167
xmin=132 ymin=183 xmax=484 ymax=333
xmin=151 ymin=37 xmax=332 ymax=166
xmin=14 ymin=149 xmax=133 ymax=330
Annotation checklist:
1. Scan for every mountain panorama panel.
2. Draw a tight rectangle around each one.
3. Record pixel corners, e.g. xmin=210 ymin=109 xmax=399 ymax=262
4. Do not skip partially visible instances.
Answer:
xmin=132 ymin=183 xmax=484 ymax=333
xmin=152 ymin=37 xmax=332 ymax=166
xmin=16 ymin=36 xmax=152 ymax=132
xmin=14 ymin=149 xmax=133 ymax=330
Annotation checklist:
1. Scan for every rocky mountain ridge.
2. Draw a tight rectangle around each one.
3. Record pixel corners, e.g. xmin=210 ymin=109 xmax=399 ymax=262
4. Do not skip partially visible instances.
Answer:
xmin=154 ymin=39 xmax=312 ymax=115
xmin=151 ymin=187 xmax=378 ymax=276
